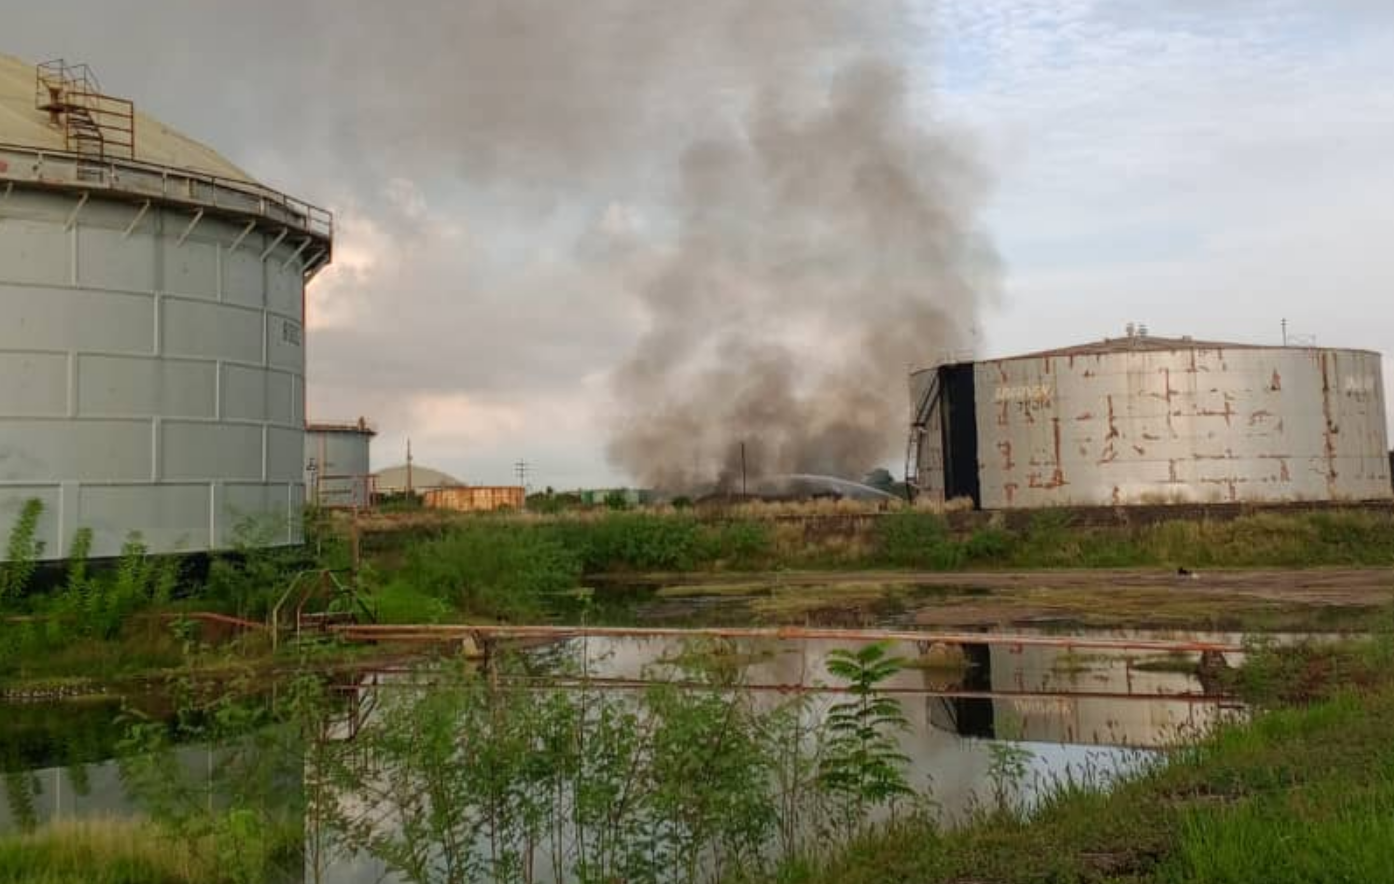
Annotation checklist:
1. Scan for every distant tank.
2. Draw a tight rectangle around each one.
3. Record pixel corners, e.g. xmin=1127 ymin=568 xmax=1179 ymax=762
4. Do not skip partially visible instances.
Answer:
xmin=0 ymin=55 xmax=332 ymax=556
xmin=909 ymin=331 xmax=1390 ymax=508
xmin=305 ymin=420 xmax=376 ymax=509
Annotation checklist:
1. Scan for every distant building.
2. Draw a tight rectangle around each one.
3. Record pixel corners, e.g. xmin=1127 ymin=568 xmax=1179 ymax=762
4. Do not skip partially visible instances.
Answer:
xmin=423 ymin=486 xmax=525 ymax=513
xmin=575 ymin=488 xmax=653 ymax=507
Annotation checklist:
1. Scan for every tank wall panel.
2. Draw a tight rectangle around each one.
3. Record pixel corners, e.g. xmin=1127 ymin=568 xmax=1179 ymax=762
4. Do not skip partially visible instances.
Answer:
xmin=160 ymin=421 xmax=263 ymax=482
xmin=76 ymin=484 xmax=211 ymax=557
xmin=222 ymin=484 xmax=271 ymax=536
xmin=0 ymin=486 xmax=62 ymax=557
xmin=221 ymin=364 xmax=268 ymax=423
xmin=77 ymin=355 xmax=217 ymax=419
xmin=266 ymin=371 xmax=295 ymax=426
xmin=975 ymin=347 xmax=1391 ymax=508
xmin=77 ymin=226 xmax=155 ymax=292
xmin=267 ymin=261 xmax=302 ymax=317
xmin=0 ymin=219 xmax=68 ymax=286
xmin=0 ymin=352 xmax=69 ymax=415
xmin=222 ymin=245 xmax=265 ymax=307
xmin=162 ymin=238 xmax=220 ymax=299
xmin=267 ymin=427 xmax=303 ymax=482
xmin=0 ymin=284 xmax=154 ymax=353
xmin=0 ymin=420 xmax=152 ymax=482
xmin=265 ymin=317 xmax=302 ymax=371
xmin=161 ymin=298 xmax=264 ymax=364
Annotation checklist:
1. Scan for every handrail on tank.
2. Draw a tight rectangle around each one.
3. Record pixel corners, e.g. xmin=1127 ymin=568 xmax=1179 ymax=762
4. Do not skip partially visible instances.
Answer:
xmin=0 ymin=140 xmax=332 ymax=246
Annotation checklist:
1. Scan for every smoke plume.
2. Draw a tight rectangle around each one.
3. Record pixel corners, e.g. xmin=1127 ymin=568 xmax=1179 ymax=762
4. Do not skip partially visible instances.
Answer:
xmin=292 ymin=0 xmax=999 ymax=490
xmin=606 ymin=53 xmax=998 ymax=490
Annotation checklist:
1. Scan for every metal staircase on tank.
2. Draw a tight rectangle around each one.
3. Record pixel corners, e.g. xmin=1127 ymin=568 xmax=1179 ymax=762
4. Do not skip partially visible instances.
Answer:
xmin=34 ymin=59 xmax=136 ymax=177
xmin=904 ymin=370 xmax=941 ymax=501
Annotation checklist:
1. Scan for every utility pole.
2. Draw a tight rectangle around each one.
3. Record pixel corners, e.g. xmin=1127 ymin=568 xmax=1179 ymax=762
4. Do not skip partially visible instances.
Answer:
xmin=406 ymin=438 xmax=414 ymax=495
xmin=1282 ymin=318 xmax=1288 ymax=347
xmin=740 ymin=441 xmax=747 ymax=498
xmin=515 ymin=459 xmax=530 ymax=491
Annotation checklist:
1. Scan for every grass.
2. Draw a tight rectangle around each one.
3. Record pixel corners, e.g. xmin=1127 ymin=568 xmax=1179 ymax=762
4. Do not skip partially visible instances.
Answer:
xmin=768 ymin=636 xmax=1394 ymax=884
xmin=0 ymin=818 xmax=210 ymax=884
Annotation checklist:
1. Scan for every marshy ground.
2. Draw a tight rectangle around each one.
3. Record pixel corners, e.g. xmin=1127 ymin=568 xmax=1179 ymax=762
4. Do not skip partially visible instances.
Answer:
xmin=630 ymin=566 xmax=1394 ymax=632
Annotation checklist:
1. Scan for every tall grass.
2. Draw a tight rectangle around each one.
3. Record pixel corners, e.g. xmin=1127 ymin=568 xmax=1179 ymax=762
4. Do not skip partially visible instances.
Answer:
xmin=0 ymin=818 xmax=209 ymax=884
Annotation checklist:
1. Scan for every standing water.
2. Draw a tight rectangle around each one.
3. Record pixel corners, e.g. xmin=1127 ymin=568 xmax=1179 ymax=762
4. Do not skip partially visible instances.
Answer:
xmin=0 ymin=630 xmax=1247 ymax=883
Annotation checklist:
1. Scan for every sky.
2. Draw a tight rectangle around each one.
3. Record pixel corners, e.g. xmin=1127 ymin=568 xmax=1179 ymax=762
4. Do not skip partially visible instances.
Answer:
xmin=5 ymin=0 xmax=1393 ymax=490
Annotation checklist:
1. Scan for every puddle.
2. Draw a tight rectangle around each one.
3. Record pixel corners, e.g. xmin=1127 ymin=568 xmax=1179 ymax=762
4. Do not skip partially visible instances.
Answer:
xmin=0 ymin=628 xmax=1258 ymax=881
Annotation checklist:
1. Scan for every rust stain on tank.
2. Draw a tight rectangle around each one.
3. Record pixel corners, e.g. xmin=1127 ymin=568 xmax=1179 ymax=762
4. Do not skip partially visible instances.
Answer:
xmin=997 ymin=440 xmax=1016 ymax=471
xmin=1168 ymin=459 xmax=1180 ymax=483
xmin=1105 ymin=395 xmax=1120 ymax=439
xmin=1269 ymin=370 xmax=1282 ymax=392
xmin=1111 ymin=486 xmax=1121 ymax=505
xmin=1132 ymin=445 xmax=1146 ymax=456
xmin=1320 ymin=355 xmax=1339 ymax=494
xmin=998 ymin=400 xmax=1009 ymax=427
xmin=1048 ymin=417 xmax=1066 ymax=488
xmin=1259 ymin=454 xmax=1292 ymax=483
xmin=1075 ymin=411 xmax=1094 ymax=421
xmin=1248 ymin=410 xmax=1274 ymax=426
xmin=1142 ymin=432 xmax=1161 ymax=441
xmin=1003 ymin=482 xmax=1018 ymax=505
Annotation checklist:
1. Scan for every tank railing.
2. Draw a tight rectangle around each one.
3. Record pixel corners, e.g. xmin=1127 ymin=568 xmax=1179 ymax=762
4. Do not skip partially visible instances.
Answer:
xmin=0 ymin=141 xmax=333 ymax=244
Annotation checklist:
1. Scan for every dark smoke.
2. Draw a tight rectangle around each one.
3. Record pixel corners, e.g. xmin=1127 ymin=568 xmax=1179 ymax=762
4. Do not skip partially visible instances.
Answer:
xmin=607 ymin=59 xmax=999 ymax=490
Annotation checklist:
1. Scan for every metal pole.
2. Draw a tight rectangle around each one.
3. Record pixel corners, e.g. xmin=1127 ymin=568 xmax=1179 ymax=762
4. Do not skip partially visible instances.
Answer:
xmin=740 ymin=442 xmax=747 ymax=497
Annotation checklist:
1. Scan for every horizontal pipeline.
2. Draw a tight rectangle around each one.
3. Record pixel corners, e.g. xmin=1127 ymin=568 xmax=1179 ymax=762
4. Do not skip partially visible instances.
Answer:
xmin=333 ymin=675 xmax=1240 ymax=705
xmin=328 ymin=624 xmax=1244 ymax=654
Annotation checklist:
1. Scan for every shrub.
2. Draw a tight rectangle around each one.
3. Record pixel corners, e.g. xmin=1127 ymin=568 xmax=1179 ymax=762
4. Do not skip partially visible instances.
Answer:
xmin=874 ymin=512 xmax=962 ymax=569
xmin=0 ymin=499 xmax=45 ymax=604
xmin=395 ymin=521 xmax=582 ymax=619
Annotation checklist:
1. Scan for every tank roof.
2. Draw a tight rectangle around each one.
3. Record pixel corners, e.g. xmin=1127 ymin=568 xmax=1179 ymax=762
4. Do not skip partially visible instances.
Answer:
xmin=306 ymin=419 xmax=378 ymax=437
xmin=1008 ymin=334 xmax=1261 ymax=360
xmin=0 ymin=52 xmax=253 ymax=182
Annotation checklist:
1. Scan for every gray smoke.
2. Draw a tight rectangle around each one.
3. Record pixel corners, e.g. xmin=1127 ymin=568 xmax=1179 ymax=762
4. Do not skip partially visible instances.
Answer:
xmin=289 ymin=0 xmax=999 ymax=490
xmin=607 ymin=59 xmax=999 ymax=490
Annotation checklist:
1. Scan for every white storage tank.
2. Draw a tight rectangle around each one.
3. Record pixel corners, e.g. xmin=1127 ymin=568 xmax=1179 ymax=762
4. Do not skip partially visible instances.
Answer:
xmin=305 ymin=420 xmax=375 ymax=509
xmin=911 ymin=332 xmax=1391 ymax=508
xmin=0 ymin=55 xmax=332 ymax=557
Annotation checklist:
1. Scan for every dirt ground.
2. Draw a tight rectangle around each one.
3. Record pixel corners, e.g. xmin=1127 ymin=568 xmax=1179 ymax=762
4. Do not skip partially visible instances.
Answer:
xmin=615 ymin=568 xmax=1394 ymax=632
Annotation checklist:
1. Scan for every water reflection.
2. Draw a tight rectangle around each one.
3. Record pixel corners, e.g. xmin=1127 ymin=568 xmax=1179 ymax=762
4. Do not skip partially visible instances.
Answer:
xmin=0 ymin=629 xmax=1251 ymax=884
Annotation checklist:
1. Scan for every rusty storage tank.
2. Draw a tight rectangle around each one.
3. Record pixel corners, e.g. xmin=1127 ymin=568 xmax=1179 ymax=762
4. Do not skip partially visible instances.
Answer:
xmin=0 ymin=56 xmax=332 ymax=556
xmin=305 ymin=420 xmax=375 ymax=509
xmin=909 ymin=331 xmax=1390 ymax=508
